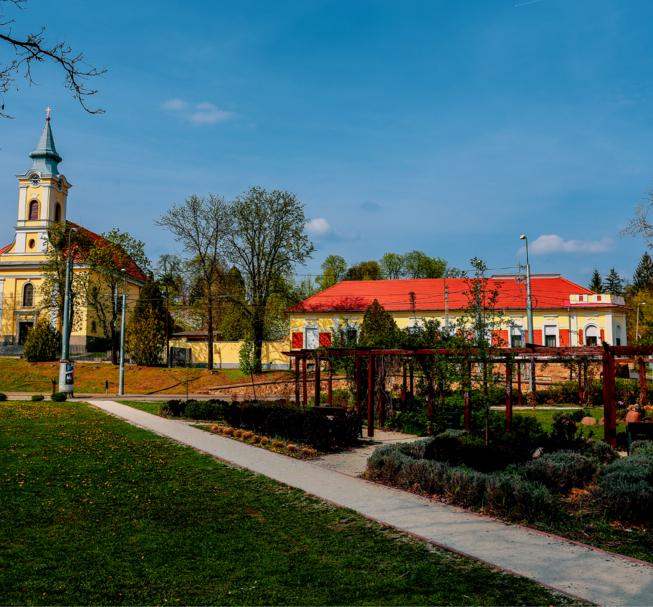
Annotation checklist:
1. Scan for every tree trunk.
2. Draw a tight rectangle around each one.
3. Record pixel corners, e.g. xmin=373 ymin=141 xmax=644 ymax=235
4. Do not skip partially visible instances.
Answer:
xmin=207 ymin=299 xmax=214 ymax=371
xmin=253 ymin=317 xmax=264 ymax=373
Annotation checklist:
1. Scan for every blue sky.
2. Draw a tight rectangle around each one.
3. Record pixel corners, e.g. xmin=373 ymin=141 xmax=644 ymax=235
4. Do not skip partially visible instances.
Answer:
xmin=2 ymin=0 xmax=653 ymax=285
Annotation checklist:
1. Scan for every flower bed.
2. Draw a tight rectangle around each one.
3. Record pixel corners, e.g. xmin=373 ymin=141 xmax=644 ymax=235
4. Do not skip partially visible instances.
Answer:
xmin=367 ymin=430 xmax=653 ymax=528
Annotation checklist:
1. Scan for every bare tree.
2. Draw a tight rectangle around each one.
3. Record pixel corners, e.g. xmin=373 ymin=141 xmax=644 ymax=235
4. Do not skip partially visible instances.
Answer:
xmin=0 ymin=0 xmax=105 ymax=117
xmin=620 ymin=181 xmax=653 ymax=247
xmin=155 ymin=194 xmax=231 ymax=371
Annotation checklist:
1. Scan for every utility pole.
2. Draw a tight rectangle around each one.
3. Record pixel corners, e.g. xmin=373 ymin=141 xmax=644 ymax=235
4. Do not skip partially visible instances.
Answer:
xmin=58 ymin=227 xmax=77 ymax=395
xmin=118 ymin=269 xmax=127 ymax=396
xmin=520 ymin=235 xmax=534 ymax=393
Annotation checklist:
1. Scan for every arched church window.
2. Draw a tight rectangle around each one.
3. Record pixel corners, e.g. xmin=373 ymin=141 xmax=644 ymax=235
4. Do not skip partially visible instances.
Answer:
xmin=29 ymin=200 xmax=39 ymax=221
xmin=585 ymin=325 xmax=598 ymax=346
xmin=23 ymin=283 xmax=34 ymax=307
xmin=55 ymin=203 xmax=61 ymax=223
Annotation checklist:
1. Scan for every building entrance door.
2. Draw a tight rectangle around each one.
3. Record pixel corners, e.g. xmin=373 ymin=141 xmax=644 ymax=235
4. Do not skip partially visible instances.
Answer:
xmin=18 ymin=322 xmax=33 ymax=345
xmin=305 ymin=328 xmax=319 ymax=350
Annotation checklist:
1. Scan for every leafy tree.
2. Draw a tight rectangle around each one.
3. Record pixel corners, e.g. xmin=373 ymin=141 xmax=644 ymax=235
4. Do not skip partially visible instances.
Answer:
xmin=226 ymin=186 xmax=315 ymax=363
xmin=604 ymin=267 xmax=624 ymax=296
xmin=37 ymin=222 xmax=90 ymax=344
xmin=379 ymin=253 xmax=405 ymax=280
xmin=588 ymin=268 xmax=603 ymax=293
xmin=358 ymin=299 xmax=398 ymax=347
xmin=345 ymin=260 xmax=380 ymax=281
xmin=316 ymin=255 xmax=348 ymax=291
xmin=85 ymin=228 xmax=150 ymax=365
xmin=632 ymin=252 xmax=653 ymax=293
xmin=0 ymin=0 xmax=105 ymax=118
xmin=219 ymin=267 xmax=250 ymax=341
xmin=155 ymin=194 xmax=231 ymax=370
xmin=125 ymin=281 xmax=171 ymax=366
xmin=403 ymin=250 xmax=447 ymax=279
xmin=23 ymin=317 xmax=61 ymax=362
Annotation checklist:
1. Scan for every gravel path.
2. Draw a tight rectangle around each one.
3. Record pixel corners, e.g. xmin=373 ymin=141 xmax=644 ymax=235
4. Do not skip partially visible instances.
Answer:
xmin=85 ymin=399 xmax=653 ymax=606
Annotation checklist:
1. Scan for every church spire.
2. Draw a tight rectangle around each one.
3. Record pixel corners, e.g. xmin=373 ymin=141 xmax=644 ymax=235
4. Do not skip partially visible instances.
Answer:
xmin=29 ymin=110 xmax=62 ymax=175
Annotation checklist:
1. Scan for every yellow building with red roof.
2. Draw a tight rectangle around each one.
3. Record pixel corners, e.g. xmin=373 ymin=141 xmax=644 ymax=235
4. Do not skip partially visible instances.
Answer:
xmin=287 ymin=275 xmax=629 ymax=351
xmin=0 ymin=115 xmax=145 ymax=351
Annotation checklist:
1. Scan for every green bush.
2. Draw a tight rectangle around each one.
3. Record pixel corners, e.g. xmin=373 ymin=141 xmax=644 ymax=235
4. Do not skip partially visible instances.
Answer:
xmin=184 ymin=400 xmax=224 ymax=420
xmin=0 ymin=393 xmax=6 ymax=401
xmin=31 ymin=394 xmax=44 ymax=402
xmin=389 ymin=409 xmax=429 ymax=436
xmin=585 ymin=440 xmax=619 ymax=464
xmin=23 ymin=318 xmax=61 ymax=362
xmin=51 ymin=392 xmax=67 ymax=402
xmin=484 ymin=474 xmax=557 ymax=520
xmin=519 ymin=450 xmax=597 ymax=493
xmin=595 ymin=456 xmax=653 ymax=521
xmin=630 ymin=441 xmax=653 ymax=457
xmin=395 ymin=438 xmax=433 ymax=460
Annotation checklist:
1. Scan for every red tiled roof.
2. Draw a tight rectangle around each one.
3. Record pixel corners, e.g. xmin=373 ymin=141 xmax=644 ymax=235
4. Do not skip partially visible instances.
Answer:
xmin=0 ymin=222 xmax=147 ymax=283
xmin=288 ymin=276 xmax=603 ymax=313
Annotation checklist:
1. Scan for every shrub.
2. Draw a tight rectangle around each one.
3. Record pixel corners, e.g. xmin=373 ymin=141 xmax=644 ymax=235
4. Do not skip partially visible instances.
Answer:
xmin=184 ymin=400 xmax=224 ymax=421
xmin=222 ymin=427 xmax=234 ymax=436
xmin=210 ymin=424 xmax=221 ymax=433
xmin=424 ymin=434 xmax=463 ymax=466
xmin=31 ymin=394 xmax=44 ymax=402
xmin=551 ymin=412 xmax=579 ymax=441
xmin=233 ymin=429 xmax=244 ymax=438
xmin=252 ymin=435 xmax=261 ymax=443
xmin=0 ymin=393 xmax=7 ymax=401
xmin=51 ymin=392 xmax=67 ymax=402
xmin=287 ymin=444 xmax=299 ymax=453
xmin=585 ymin=440 xmax=619 ymax=464
xmin=508 ymin=414 xmax=543 ymax=440
xmin=160 ymin=399 xmax=186 ymax=417
xmin=484 ymin=475 xmax=557 ymax=520
xmin=260 ymin=437 xmax=270 ymax=445
xmin=301 ymin=448 xmax=317 ymax=457
xmin=519 ymin=450 xmax=598 ymax=493
xmin=271 ymin=440 xmax=284 ymax=448
xmin=395 ymin=438 xmax=432 ymax=460
xmin=388 ymin=410 xmax=429 ymax=436
xmin=445 ymin=468 xmax=488 ymax=506
xmin=23 ymin=318 xmax=61 ymax=362
xmin=630 ymin=441 xmax=653 ymax=457
xmin=224 ymin=402 xmax=244 ymax=428
xmin=595 ymin=456 xmax=653 ymax=521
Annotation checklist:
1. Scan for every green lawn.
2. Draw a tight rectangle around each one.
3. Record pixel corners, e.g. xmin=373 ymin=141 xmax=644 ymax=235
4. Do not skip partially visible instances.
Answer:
xmin=118 ymin=400 xmax=162 ymax=415
xmin=515 ymin=408 xmax=606 ymax=441
xmin=0 ymin=401 xmax=578 ymax=606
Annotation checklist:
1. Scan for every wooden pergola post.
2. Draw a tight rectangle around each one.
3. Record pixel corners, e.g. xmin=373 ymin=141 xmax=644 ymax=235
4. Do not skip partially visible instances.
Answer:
xmin=638 ymin=357 xmax=648 ymax=407
xmin=426 ymin=394 xmax=432 ymax=434
xmin=302 ymin=358 xmax=307 ymax=407
xmin=505 ymin=363 xmax=513 ymax=431
xmin=409 ymin=365 xmax=414 ymax=396
xmin=367 ymin=351 xmax=374 ymax=437
xmin=517 ymin=361 xmax=522 ymax=407
xmin=294 ymin=357 xmax=300 ymax=404
xmin=578 ymin=361 xmax=583 ymax=406
xmin=355 ymin=355 xmax=362 ymax=412
xmin=530 ymin=359 xmax=536 ymax=406
xmin=327 ymin=360 xmax=333 ymax=406
xmin=314 ymin=353 xmax=321 ymax=407
xmin=402 ymin=363 xmax=407 ymax=405
xmin=602 ymin=349 xmax=617 ymax=447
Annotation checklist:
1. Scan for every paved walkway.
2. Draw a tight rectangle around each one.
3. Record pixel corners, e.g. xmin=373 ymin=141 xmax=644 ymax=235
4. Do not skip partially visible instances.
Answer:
xmin=85 ymin=399 xmax=653 ymax=606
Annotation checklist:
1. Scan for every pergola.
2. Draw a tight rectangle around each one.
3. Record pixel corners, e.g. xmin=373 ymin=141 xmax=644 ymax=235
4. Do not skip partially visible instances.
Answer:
xmin=286 ymin=344 xmax=653 ymax=447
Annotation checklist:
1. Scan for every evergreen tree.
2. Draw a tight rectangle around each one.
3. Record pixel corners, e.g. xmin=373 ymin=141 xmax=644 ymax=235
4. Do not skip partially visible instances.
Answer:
xmin=604 ymin=268 xmax=624 ymax=296
xmin=23 ymin=318 xmax=61 ymax=362
xmin=125 ymin=280 xmax=171 ymax=366
xmin=359 ymin=299 xmax=398 ymax=347
xmin=588 ymin=269 xmax=603 ymax=293
xmin=632 ymin=252 xmax=653 ymax=293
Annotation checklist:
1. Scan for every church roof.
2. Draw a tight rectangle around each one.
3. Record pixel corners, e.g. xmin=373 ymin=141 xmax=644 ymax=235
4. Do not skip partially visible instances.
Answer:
xmin=27 ymin=120 xmax=62 ymax=176
xmin=0 ymin=223 xmax=148 ymax=283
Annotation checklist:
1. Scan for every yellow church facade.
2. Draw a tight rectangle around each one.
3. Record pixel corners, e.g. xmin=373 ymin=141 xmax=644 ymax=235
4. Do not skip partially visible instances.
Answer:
xmin=0 ymin=116 xmax=143 ymax=351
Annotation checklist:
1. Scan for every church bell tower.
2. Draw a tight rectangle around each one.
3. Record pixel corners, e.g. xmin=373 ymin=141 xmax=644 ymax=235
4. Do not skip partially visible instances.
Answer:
xmin=14 ymin=109 xmax=72 ymax=255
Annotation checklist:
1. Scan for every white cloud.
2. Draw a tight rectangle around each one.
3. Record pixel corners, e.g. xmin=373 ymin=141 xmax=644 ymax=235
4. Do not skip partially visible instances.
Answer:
xmin=162 ymin=99 xmax=236 ymax=126
xmin=520 ymin=235 xmax=616 ymax=255
xmin=306 ymin=218 xmax=358 ymax=241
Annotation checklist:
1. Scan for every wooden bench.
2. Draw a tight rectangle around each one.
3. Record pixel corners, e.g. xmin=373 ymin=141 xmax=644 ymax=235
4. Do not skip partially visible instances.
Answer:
xmin=626 ymin=422 xmax=653 ymax=450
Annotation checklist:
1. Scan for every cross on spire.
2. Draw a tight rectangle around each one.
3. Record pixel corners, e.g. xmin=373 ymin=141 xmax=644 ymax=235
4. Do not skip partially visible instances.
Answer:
xmin=46 ymin=107 xmax=51 ymax=121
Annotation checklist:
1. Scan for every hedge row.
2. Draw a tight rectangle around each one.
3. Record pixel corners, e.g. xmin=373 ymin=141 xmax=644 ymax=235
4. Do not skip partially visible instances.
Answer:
xmin=368 ymin=435 xmax=653 ymax=522
xmin=160 ymin=398 xmax=363 ymax=452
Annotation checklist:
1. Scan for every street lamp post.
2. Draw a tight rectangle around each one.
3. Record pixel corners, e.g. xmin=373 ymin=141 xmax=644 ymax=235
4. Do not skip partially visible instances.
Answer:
xmin=520 ymin=235 xmax=534 ymax=393
xmin=637 ymin=302 xmax=646 ymax=341
xmin=58 ymin=227 xmax=78 ymax=395
xmin=118 ymin=269 xmax=127 ymax=396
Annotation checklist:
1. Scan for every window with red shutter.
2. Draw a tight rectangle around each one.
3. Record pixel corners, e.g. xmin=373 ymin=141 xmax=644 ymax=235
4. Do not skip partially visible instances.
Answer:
xmin=319 ymin=332 xmax=332 ymax=347
xmin=291 ymin=332 xmax=303 ymax=349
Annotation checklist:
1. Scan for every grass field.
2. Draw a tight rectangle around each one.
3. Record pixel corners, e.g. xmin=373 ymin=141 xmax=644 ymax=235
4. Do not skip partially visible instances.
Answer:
xmin=515 ymin=408 xmax=606 ymax=441
xmin=0 ymin=400 xmax=579 ymax=606
xmin=0 ymin=358 xmax=292 ymax=395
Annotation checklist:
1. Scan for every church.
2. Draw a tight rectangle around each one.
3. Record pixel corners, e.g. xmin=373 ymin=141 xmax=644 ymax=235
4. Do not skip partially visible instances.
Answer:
xmin=0 ymin=112 xmax=145 ymax=351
